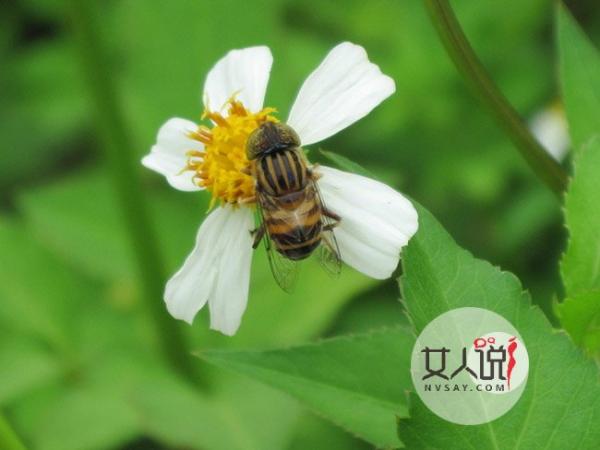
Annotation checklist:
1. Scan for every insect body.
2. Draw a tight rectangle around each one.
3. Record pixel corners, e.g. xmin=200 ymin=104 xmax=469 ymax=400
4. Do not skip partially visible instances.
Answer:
xmin=246 ymin=122 xmax=342 ymax=290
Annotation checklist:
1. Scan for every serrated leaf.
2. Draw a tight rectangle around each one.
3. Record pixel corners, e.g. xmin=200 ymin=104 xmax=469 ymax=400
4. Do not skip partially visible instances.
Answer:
xmin=287 ymin=412 xmax=367 ymax=450
xmin=561 ymin=137 xmax=600 ymax=295
xmin=397 ymin=205 xmax=600 ymax=449
xmin=557 ymin=4 xmax=600 ymax=151
xmin=556 ymin=291 xmax=600 ymax=359
xmin=559 ymin=137 xmax=600 ymax=355
xmin=200 ymin=329 xmax=414 ymax=448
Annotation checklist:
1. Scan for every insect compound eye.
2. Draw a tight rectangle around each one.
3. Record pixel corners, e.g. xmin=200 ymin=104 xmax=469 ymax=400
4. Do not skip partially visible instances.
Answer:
xmin=276 ymin=123 xmax=301 ymax=148
xmin=245 ymin=126 xmax=263 ymax=160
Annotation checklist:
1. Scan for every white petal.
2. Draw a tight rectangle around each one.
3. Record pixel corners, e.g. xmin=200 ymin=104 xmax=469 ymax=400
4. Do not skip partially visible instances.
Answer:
xmin=287 ymin=42 xmax=395 ymax=146
xmin=164 ymin=206 xmax=254 ymax=333
xmin=203 ymin=46 xmax=273 ymax=114
xmin=208 ymin=207 xmax=254 ymax=335
xmin=165 ymin=207 xmax=227 ymax=323
xmin=142 ymin=118 xmax=203 ymax=192
xmin=317 ymin=166 xmax=418 ymax=279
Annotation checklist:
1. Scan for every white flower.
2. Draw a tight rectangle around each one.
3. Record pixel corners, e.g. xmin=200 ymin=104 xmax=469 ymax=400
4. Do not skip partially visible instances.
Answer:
xmin=142 ymin=43 xmax=418 ymax=335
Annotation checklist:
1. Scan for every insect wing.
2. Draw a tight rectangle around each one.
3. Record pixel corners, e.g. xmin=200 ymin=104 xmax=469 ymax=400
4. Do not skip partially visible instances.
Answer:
xmin=255 ymin=194 xmax=300 ymax=292
xmin=312 ymin=179 xmax=342 ymax=277
xmin=316 ymin=238 xmax=342 ymax=278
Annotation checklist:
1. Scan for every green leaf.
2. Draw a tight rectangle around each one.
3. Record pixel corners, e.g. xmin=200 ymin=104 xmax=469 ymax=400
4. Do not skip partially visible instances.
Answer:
xmin=556 ymin=291 xmax=600 ymax=359
xmin=200 ymin=329 xmax=414 ymax=448
xmin=397 ymin=205 xmax=600 ymax=449
xmin=561 ymin=137 xmax=600 ymax=295
xmin=287 ymin=413 xmax=368 ymax=450
xmin=318 ymin=149 xmax=375 ymax=178
xmin=490 ymin=184 xmax=559 ymax=259
xmin=557 ymin=4 xmax=600 ymax=151
xmin=559 ymin=137 xmax=600 ymax=355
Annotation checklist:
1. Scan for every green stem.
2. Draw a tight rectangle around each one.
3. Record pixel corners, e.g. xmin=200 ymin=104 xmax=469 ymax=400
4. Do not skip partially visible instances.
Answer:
xmin=423 ymin=0 xmax=568 ymax=196
xmin=0 ymin=414 xmax=27 ymax=450
xmin=66 ymin=1 xmax=196 ymax=382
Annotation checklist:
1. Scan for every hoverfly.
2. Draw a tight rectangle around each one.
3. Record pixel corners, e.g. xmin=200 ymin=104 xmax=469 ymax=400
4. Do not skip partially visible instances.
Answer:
xmin=245 ymin=121 xmax=342 ymax=291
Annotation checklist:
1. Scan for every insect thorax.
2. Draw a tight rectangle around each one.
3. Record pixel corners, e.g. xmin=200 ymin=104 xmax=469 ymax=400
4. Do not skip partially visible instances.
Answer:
xmin=255 ymin=147 xmax=309 ymax=196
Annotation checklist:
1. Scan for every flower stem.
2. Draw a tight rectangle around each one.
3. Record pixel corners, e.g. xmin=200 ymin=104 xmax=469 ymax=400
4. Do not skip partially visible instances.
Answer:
xmin=423 ymin=0 xmax=568 ymax=196
xmin=0 ymin=414 xmax=26 ymax=450
xmin=65 ymin=0 xmax=196 ymax=382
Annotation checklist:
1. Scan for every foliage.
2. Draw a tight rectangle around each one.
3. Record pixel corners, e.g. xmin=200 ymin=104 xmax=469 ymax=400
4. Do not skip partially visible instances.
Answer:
xmin=2 ymin=0 xmax=600 ymax=449
xmin=555 ymin=6 xmax=600 ymax=361
xmin=200 ymin=329 xmax=413 ymax=448
xmin=397 ymin=206 xmax=600 ymax=449
xmin=557 ymin=139 xmax=600 ymax=359
xmin=558 ymin=4 xmax=600 ymax=152
xmin=201 ymin=205 xmax=600 ymax=449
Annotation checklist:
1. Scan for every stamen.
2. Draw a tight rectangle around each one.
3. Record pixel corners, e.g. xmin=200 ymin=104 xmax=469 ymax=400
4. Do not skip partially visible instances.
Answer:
xmin=206 ymin=112 xmax=230 ymax=128
xmin=229 ymin=100 xmax=248 ymax=116
xmin=183 ymin=98 xmax=278 ymax=207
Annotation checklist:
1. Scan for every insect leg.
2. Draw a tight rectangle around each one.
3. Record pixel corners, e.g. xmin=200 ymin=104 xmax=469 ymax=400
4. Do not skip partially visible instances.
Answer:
xmin=251 ymin=223 xmax=266 ymax=249
xmin=322 ymin=207 xmax=341 ymax=223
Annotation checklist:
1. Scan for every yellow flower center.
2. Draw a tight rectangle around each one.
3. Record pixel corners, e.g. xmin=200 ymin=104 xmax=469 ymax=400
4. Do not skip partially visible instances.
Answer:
xmin=186 ymin=99 xmax=278 ymax=208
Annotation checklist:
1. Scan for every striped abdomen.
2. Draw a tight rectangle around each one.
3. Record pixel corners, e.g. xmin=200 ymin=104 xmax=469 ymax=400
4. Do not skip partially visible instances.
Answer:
xmin=257 ymin=168 xmax=323 ymax=261
xmin=255 ymin=147 xmax=308 ymax=196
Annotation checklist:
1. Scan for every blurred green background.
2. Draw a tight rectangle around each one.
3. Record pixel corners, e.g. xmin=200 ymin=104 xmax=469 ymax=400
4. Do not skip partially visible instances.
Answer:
xmin=1 ymin=0 xmax=598 ymax=449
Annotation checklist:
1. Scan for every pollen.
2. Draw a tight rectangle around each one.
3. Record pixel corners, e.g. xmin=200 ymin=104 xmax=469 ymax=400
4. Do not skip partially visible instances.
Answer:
xmin=185 ymin=99 xmax=277 ymax=208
